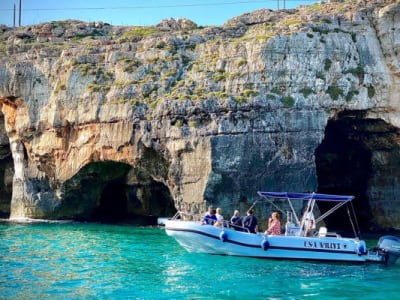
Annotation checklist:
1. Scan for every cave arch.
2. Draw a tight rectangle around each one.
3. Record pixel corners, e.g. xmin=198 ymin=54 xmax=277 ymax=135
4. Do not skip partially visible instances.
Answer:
xmin=0 ymin=113 xmax=13 ymax=218
xmin=315 ymin=110 xmax=400 ymax=232
xmin=59 ymin=160 xmax=176 ymax=224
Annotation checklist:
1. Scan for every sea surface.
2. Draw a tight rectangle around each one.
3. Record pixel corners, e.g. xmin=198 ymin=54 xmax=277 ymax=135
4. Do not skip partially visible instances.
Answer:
xmin=0 ymin=221 xmax=399 ymax=300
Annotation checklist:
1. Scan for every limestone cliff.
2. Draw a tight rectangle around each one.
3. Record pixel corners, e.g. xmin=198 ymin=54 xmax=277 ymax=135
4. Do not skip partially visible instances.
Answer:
xmin=0 ymin=0 xmax=399 ymax=230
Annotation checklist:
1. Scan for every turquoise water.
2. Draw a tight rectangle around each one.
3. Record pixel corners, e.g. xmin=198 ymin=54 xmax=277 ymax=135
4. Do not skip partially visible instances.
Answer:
xmin=0 ymin=222 xmax=399 ymax=299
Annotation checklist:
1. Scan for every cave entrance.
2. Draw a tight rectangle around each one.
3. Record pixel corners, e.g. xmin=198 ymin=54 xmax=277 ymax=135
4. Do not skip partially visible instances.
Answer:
xmin=0 ymin=113 xmax=13 ymax=218
xmin=61 ymin=161 xmax=176 ymax=224
xmin=93 ymin=176 xmax=176 ymax=225
xmin=92 ymin=175 xmax=129 ymax=223
xmin=315 ymin=110 xmax=400 ymax=232
xmin=0 ymin=155 xmax=13 ymax=218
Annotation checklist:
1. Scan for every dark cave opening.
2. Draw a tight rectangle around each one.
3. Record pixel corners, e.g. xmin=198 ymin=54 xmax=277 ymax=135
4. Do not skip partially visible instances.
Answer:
xmin=92 ymin=178 xmax=176 ymax=225
xmin=315 ymin=111 xmax=373 ymax=233
xmin=126 ymin=181 xmax=177 ymax=223
xmin=69 ymin=161 xmax=176 ymax=225
xmin=0 ymin=139 xmax=13 ymax=218
xmin=91 ymin=178 xmax=128 ymax=222
xmin=0 ymin=155 xmax=13 ymax=218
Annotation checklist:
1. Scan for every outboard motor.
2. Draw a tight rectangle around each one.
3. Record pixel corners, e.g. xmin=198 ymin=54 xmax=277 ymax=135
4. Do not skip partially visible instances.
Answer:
xmin=377 ymin=235 xmax=400 ymax=265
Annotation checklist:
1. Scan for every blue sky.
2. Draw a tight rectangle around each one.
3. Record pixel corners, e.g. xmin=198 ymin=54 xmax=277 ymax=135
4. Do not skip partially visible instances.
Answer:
xmin=0 ymin=0 xmax=319 ymax=27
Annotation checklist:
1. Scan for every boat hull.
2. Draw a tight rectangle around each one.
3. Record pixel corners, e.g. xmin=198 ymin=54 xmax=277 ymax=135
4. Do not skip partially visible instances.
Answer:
xmin=165 ymin=220 xmax=370 ymax=263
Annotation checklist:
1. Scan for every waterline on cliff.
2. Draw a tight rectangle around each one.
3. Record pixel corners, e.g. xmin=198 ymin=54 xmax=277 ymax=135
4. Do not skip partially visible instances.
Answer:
xmin=0 ymin=217 xmax=75 ymax=224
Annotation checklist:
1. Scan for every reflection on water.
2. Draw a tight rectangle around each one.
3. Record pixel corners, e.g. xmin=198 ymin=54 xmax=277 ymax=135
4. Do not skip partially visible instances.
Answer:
xmin=0 ymin=222 xmax=398 ymax=299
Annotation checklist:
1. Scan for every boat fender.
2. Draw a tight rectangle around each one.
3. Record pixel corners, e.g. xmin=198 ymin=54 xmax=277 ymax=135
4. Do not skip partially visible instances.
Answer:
xmin=219 ymin=231 xmax=228 ymax=242
xmin=261 ymin=239 xmax=269 ymax=251
xmin=357 ymin=244 xmax=366 ymax=256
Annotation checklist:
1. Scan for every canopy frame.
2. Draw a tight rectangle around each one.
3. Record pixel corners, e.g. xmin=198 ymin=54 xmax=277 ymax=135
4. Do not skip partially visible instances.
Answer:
xmin=257 ymin=191 xmax=357 ymax=237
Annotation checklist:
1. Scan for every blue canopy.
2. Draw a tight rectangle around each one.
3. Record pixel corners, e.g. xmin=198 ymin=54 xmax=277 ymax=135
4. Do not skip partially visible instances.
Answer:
xmin=257 ymin=191 xmax=354 ymax=202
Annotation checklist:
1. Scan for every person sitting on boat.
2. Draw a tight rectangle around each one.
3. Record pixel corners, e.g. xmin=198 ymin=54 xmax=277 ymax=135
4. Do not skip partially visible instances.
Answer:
xmin=265 ymin=211 xmax=281 ymax=235
xmin=202 ymin=206 xmax=217 ymax=225
xmin=214 ymin=207 xmax=224 ymax=227
xmin=230 ymin=209 xmax=242 ymax=229
xmin=302 ymin=207 xmax=316 ymax=237
xmin=243 ymin=209 xmax=258 ymax=233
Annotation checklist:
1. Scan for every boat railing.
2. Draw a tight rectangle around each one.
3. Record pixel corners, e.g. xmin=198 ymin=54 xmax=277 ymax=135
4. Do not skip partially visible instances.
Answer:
xmin=324 ymin=232 xmax=342 ymax=238
xmin=215 ymin=220 xmax=251 ymax=233
xmin=171 ymin=211 xmax=202 ymax=222
xmin=171 ymin=212 xmax=251 ymax=233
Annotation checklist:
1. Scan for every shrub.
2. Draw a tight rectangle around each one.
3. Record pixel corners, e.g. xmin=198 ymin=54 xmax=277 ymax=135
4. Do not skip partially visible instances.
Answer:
xmin=271 ymin=87 xmax=281 ymax=94
xmin=148 ymin=100 xmax=159 ymax=109
xmin=316 ymin=71 xmax=325 ymax=80
xmin=188 ymin=121 xmax=197 ymax=128
xmin=327 ymin=85 xmax=343 ymax=100
xmin=235 ymin=58 xmax=247 ymax=68
xmin=346 ymin=90 xmax=359 ymax=102
xmin=324 ymin=59 xmax=332 ymax=71
xmin=233 ymin=96 xmax=247 ymax=104
xmin=311 ymin=27 xmax=329 ymax=34
xmin=121 ymin=27 xmax=157 ymax=39
xmin=368 ymin=86 xmax=375 ymax=98
xmin=87 ymin=83 xmax=102 ymax=92
xmin=300 ymin=87 xmax=314 ymax=97
xmin=78 ymin=63 xmax=91 ymax=76
xmin=281 ymin=96 xmax=295 ymax=108
xmin=321 ymin=18 xmax=332 ymax=24
xmin=241 ymin=89 xmax=258 ymax=98
xmin=123 ymin=60 xmax=141 ymax=73
xmin=213 ymin=73 xmax=226 ymax=82
xmin=345 ymin=65 xmax=364 ymax=77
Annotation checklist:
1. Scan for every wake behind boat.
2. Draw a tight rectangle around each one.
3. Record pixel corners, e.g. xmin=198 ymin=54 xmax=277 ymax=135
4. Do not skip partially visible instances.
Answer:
xmin=165 ymin=192 xmax=400 ymax=265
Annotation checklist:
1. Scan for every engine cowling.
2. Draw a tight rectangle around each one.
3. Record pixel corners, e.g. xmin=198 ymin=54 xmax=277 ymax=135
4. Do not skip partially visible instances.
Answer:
xmin=377 ymin=235 xmax=400 ymax=265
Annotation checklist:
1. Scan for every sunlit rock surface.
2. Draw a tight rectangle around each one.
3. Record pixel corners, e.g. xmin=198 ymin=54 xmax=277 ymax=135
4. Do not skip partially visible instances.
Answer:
xmin=0 ymin=0 xmax=399 ymax=230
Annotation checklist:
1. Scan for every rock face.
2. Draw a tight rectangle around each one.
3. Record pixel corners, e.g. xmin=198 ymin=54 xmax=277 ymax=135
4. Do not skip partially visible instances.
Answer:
xmin=0 ymin=0 xmax=399 ymax=230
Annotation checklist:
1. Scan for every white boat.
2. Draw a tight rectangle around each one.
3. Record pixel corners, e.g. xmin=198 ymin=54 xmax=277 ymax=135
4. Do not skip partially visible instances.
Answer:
xmin=165 ymin=192 xmax=400 ymax=265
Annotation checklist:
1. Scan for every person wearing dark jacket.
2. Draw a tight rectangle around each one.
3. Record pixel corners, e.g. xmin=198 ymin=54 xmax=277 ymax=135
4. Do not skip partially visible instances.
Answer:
xmin=243 ymin=209 xmax=258 ymax=233
xmin=230 ymin=209 xmax=242 ymax=229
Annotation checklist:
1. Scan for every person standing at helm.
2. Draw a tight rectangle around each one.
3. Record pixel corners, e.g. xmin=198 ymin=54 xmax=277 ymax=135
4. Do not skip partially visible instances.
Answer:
xmin=303 ymin=207 xmax=316 ymax=236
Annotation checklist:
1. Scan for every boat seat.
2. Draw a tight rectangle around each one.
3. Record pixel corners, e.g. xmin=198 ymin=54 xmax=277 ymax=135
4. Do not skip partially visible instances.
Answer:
xmin=318 ymin=227 xmax=327 ymax=237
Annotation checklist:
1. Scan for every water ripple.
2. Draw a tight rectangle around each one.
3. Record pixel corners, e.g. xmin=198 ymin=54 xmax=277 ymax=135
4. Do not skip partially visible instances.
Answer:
xmin=0 ymin=222 xmax=398 ymax=299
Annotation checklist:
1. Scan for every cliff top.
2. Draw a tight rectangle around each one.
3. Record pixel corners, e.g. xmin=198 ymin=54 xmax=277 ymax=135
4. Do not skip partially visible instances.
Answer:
xmin=0 ymin=0 xmax=395 ymax=48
